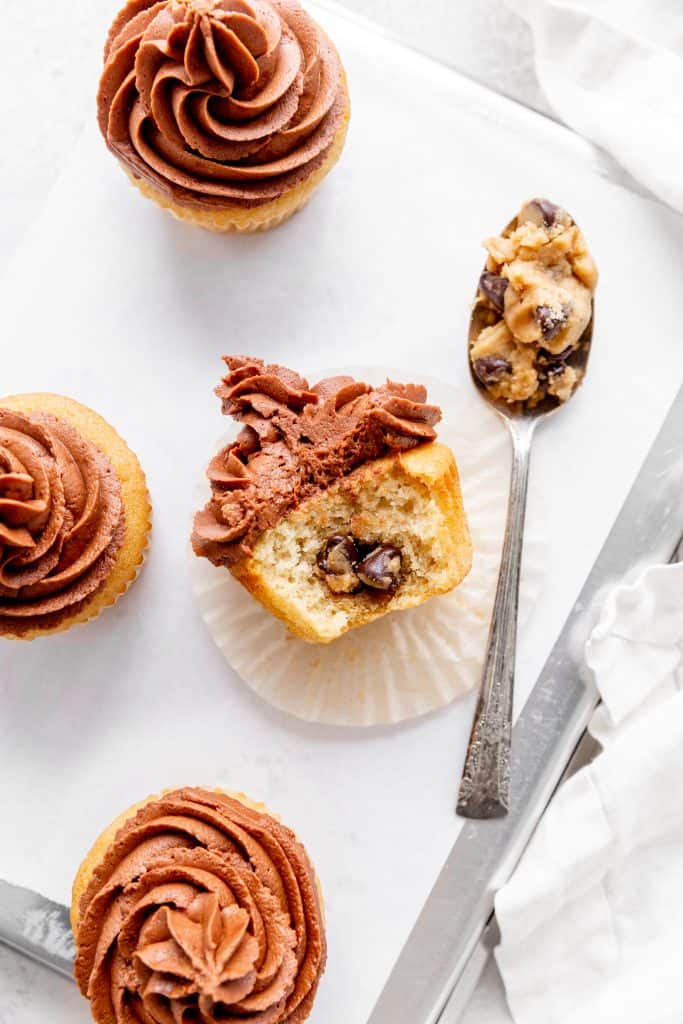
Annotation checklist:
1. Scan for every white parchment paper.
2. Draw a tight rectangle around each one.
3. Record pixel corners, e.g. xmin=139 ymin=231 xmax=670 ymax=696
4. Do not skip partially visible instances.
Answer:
xmin=1 ymin=4 xmax=682 ymax=1021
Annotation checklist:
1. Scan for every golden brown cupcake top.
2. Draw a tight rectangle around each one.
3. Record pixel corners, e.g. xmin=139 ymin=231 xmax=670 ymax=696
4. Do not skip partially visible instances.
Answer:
xmin=0 ymin=409 xmax=124 ymax=635
xmin=98 ymin=0 xmax=348 ymax=209
xmin=74 ymin=788 xmax=326 ymax=1024
xmin=192 ymin=356 xmax=442 ymax=566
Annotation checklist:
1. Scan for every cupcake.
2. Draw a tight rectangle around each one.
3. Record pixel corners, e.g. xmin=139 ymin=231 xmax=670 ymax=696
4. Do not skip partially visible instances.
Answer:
xmin=192 ymin=357 xmax=472 ymax=643
xmin=0 ymin=394 xmax=150 ymax=639
xmin=72 ymin=787 xmax=326 ymax=1024
xmin=98 ymin=0 xmax=350 ymax=233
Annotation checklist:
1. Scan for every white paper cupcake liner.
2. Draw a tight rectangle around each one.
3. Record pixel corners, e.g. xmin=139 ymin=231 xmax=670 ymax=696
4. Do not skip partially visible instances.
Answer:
xmin=190 ymin=369 xmax=547 ymax=727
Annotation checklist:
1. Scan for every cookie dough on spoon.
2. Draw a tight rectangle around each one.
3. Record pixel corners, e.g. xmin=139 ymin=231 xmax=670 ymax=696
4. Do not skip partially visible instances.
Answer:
xmin=470 ymin=198 xmax=598 ymax=407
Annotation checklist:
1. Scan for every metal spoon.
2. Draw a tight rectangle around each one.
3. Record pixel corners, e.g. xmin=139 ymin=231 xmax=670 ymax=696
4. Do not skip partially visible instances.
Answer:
xmin=456 ymin=201 xmax=594 ymax=819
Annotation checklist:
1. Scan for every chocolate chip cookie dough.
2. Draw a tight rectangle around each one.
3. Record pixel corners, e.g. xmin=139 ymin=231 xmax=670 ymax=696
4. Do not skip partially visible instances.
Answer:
xmin=470 ymin=198 xmax=598 ymax=406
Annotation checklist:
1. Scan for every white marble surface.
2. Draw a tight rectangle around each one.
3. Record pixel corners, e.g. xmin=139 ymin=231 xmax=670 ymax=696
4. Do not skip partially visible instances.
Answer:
xmin=0 ymin=1 xmax=544 ymax=1020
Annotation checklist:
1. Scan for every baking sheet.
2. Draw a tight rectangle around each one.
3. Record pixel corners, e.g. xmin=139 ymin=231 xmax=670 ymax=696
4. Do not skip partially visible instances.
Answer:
xmin=1 ymin=2 xmax=682 ymax=1020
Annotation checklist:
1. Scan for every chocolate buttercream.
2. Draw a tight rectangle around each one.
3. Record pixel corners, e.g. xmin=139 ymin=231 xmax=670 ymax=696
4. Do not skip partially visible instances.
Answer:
xmin=98 ymin=0 xmax=348 ymax=209
xmin=74 ymin=788 xmax=326 ymax=1024
xmin=0 ymin=410 xmax=124 ymax=634
xmin=192 ymin=356 xmax=441 ymax=566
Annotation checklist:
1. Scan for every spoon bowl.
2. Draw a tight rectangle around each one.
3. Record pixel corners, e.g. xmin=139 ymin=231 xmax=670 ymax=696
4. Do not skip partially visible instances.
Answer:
xmin=467 ymin=213 xmax=595 ymax=423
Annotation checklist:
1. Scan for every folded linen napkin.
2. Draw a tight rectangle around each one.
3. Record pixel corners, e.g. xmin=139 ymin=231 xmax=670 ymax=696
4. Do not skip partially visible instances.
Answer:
xmin=505 ymin=0 xmax=683 ymax=213
xmin=470 ymin=561 xmax=683 ymax=1024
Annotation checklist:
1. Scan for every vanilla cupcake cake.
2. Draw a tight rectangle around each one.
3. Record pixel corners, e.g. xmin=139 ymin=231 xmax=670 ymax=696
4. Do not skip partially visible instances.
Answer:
xmin=0 ymin=394 xmax=150 ymax=639
xmin=98 ymin=0 xmax=350 ymax=233
xmin=72 ymin=787 xmax=326 ymax=1024
xmin=192 ymin=357 xmax=472 ymax=643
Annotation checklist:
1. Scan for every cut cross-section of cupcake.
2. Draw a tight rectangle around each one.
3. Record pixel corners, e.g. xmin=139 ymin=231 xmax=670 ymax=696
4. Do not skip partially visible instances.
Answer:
xmin=192 ymin=357 xmax=472 ymax=643
xmin=233 ymin=442 xmax=472 ymax=642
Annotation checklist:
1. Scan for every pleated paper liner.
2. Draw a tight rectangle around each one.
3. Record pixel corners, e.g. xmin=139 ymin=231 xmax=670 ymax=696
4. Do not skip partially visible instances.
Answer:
xmin=190 ymin=371 xmax=547 ymax=727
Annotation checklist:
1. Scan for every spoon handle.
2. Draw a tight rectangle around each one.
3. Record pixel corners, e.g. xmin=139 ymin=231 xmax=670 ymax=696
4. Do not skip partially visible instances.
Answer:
xmin=457 ymin=418 xmax=535 ymax=819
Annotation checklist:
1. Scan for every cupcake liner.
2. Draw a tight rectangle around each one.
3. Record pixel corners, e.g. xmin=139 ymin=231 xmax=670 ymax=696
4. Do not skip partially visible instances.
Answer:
xmin=126 ymin=171 xmax=314 ymax=235
xmin=190 ymin=370 xmax=548 ymax=727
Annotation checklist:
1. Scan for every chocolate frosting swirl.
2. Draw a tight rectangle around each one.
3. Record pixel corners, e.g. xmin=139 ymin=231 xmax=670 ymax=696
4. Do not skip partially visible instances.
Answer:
xmin=74 ymin=788 xmax=326 ymax=1024
xmin=0 ymin=409 xmax=124 ymax=633
xmin=192 ymin=356 xmax=441 ymax=566
xmin=98 ymin=0 xmax=348 ymax=208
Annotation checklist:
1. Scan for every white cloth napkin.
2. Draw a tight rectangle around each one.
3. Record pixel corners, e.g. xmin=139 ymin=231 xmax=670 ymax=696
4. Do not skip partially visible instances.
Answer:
xmin=504 ymin=0 xmax=683 ymax=213
xmin=482 ymin=561 xmax=683 ymax=1024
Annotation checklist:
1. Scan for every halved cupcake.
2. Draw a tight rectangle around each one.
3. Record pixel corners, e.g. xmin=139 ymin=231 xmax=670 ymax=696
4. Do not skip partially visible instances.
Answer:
xmin=192 ymin=357 xmax=472 ymax=643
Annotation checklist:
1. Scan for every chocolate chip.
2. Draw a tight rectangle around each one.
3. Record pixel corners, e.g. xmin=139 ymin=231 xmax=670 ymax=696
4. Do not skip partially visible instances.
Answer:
xmin=317 ymin=535 xmax=359 ymax=576
xmin=520 ymin=197 xmax=560 ymax=228
xmin=357 ymin=545 xmax=402 ymax=592
xmin=479 ymin=272 xmax=508 ymax=313
xmin=534 ymin=198 xmax=560 ymax=225
xmin=473 ymin=356 xmax=512 ymax=384
xmin=538 ymin=343 xmax=575 ymax=364
xmin=535 ymin=304 xmax=570 ymax=341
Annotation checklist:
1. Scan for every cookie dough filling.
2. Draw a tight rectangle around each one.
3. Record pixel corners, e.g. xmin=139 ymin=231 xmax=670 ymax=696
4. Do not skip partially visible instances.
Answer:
xmin=470 ymin=198 xmax=598 ymax=406
xmin=317 ymin=534 xmax=403 ymax=595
